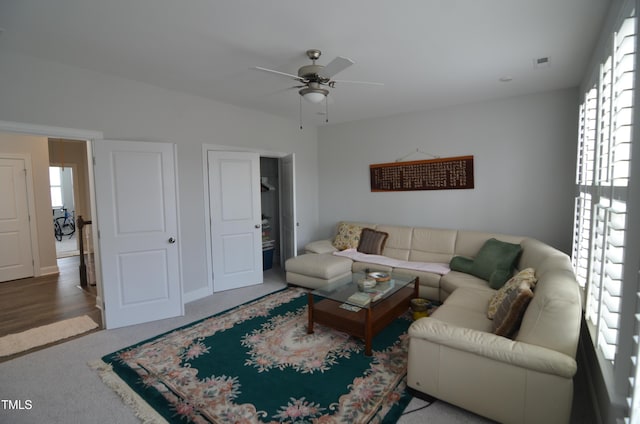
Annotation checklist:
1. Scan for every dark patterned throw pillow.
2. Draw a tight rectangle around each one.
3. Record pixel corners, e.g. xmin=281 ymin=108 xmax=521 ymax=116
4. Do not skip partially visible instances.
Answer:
xmin=357 ymin=228 xmax=389 ymax=255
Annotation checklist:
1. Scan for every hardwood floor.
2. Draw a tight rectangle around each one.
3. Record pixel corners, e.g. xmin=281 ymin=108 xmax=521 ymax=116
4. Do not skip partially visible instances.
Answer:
xmin=0 ymin=256 xmax=102 ymax=339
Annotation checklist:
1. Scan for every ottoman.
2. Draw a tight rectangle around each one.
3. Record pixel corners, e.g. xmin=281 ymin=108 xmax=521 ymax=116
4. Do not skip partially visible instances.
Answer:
xmin=285 ymin=253 xmax=353 ymax=289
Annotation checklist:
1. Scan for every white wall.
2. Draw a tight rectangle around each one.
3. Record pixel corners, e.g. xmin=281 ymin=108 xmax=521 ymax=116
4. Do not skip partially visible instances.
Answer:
xmin=317 ymin=88 xmax=579 ymax=253
xmin=0 ymin=50 xmax=319 ymax=298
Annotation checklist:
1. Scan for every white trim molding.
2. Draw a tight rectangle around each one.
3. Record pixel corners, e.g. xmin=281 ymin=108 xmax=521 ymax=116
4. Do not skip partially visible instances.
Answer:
xmin=39 ymin=265 xmax=60 ymax=276
xmin=0 ymin=120 xmax=103 ymax=140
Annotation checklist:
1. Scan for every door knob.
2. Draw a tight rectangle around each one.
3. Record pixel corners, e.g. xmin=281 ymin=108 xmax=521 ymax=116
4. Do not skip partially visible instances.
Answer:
xmin=255 ymin=224 xmax=261 ymax=229
xmin=168 ymin=237 xmax=176 ymax=244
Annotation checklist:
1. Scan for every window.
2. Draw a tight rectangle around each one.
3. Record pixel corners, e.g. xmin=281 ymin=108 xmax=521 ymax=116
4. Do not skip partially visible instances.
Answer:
xmin=572 ymin=6 xmax=639 ymax=422
xmin=49 ymin=166 xmax=63 ymax=209
xmin=574 ymin=12 xmax=635 ymax=363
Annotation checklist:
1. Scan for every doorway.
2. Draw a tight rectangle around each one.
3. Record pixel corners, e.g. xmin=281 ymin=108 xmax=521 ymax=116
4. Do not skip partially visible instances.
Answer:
xmin=203 ymin=146 xmax=297 ymax=296
xmin=260 ymin=157 xmax=280 ymax=270
xmin=0 ymin=127 xmax=103 ymax=339
xmin=0 ymin=120 xmax=188 ymax=332
xmin=50 ymin=165 xmax=79 ymax=258
xmin=48 ymin=139 xmax=96 ymax=290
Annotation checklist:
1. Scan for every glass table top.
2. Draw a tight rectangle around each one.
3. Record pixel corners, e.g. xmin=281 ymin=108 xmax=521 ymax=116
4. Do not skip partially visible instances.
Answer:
xmin=311 ymin=272 xmax=416 ymax=308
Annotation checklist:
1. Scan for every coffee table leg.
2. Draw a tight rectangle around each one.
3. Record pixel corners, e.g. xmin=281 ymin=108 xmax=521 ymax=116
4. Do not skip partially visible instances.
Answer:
xmin=307 ymin=292 xmax=314 ymax=334
xmin=365 ymin=307 xmax=372 ymax=356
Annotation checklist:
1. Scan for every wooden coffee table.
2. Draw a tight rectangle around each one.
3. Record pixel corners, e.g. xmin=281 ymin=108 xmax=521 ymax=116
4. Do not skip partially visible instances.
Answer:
xmin=307 ymin=273 xmax=418 ymax=356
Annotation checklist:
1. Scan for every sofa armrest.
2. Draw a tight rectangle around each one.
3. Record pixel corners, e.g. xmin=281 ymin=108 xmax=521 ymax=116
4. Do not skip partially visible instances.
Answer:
xmin=304 ymin=239 xmax=338 ymax=254
xmin=409 ymin=318 xmax=577 ymax=378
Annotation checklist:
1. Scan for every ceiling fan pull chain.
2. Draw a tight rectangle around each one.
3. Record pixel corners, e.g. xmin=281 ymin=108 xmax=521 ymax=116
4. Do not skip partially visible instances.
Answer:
xmin=299 ymin=95 xmax=303 ymax=130
xmin=325 ymin=97 xmax=329 ymax=123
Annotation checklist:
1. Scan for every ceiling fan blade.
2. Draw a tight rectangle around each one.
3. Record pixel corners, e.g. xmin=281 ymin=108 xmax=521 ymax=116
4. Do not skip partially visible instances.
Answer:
xmin=331 ymin=79 xmax=384 ymax=86
xmin=252 ymin=66 xmax=306 ymax=82
xmin=318 ymin=56 xmax=354 ymax=78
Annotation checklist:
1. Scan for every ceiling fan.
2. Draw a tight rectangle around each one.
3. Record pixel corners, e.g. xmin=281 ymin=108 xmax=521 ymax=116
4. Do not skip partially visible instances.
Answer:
xmin=252 ymin=49 xmax=383 ymax=105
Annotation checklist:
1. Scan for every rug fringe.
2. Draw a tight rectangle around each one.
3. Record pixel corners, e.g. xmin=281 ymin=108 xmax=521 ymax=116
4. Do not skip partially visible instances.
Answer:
xmin=88 ymin=360 xmax=168 ymax=424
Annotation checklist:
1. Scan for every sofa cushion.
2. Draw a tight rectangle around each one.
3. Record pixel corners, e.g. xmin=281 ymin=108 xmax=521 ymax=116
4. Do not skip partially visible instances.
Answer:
xmin=487 ymin=267 xmax=537 ymax=319
xmin=285 ymin=253 xmax=353 ymax=279
xmin=471 ymin=238 xmax=523 ymax=289
xmin=430 ymin=288 xmax=494 ymax=332
xmin=304 ymin=239 xmax=338 ymax=254
xmin=392 ymin=267 xmax=441 ymax=300
xmin=357 ymin=228 xmax=389 ymax=255
xmin=441 ymin=287 xmax=495 ymax=315
xmin=440 ymin=270 xmax=493 ymax=300
xmin=492 ymin=281 xmax=534 ymax=337
xmin=516 ymin=270 xmax=582 ymax=357
xmin=409 ymin=227 xmax=458 ymax=263
xmin=332 ymin=223 xmax=363 ymax=250
xmin=378 ymin=225 xmax=413 ymax=260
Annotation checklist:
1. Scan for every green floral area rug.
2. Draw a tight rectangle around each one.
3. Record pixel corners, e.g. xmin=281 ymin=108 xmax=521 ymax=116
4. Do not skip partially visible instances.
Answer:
xmin=91 ymin=287 xmax=413 ymax=423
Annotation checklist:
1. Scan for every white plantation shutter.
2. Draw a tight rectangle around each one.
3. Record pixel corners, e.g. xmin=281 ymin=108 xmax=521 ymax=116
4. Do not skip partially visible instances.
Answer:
xmin=629 ymin=271 xmax=640 ymax=423
xmin=575 ymin=86 xmax=598 ymax=188
xmin=586 ymin=87 xmax=598 ymax=186
xmin=573 ymin=7 xmax=634 ymax=374
xmin=600 ymin=56 xmax=613 ymax=184
xmin=614 ymin=15 xmax=635 ymax=189
xmin=572 ymin=192 xmax=592 ymax=288
xmin=574 ymin=2 xmax=640 ymax=422
xmin=573 ymin=86 xmax=597 ymax=289
xmin=575 ymin=6 xmax=640 ymax=423
xmin=587 ymin=198 xmax=627 ymax=360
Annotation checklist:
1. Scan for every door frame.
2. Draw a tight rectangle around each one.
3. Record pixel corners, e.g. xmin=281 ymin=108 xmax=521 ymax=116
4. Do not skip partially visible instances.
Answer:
xmin=0 ymin=153 xmax=39 ymax=279
xmin=0 ymin=120 xmax=105 ymax=315
xmin=279 ymin=153 xmax=297 ymax=268
xmin=200 ymin=144 xmax=296 ymax=302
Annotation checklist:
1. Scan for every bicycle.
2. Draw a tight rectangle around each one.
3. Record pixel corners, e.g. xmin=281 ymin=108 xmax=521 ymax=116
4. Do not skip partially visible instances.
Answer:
xmin=53 ymin=207 xmax=76 ymax=241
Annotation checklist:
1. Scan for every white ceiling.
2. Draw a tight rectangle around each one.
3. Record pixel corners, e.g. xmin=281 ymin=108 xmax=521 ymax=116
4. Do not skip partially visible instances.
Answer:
xmin=0 ymin=0 xmax=610 ymax=125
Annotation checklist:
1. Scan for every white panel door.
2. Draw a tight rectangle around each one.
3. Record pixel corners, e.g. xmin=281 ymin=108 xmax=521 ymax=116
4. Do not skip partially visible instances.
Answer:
xmin=93 ymin=140 xmax=182 ymax=329
xmin=0 ymin=157 xmax=34 ymax=282
xmin=280 ymin=154 xmax=297 ymax=267
xmin=208 ymin=151 xmax=262 ymax=292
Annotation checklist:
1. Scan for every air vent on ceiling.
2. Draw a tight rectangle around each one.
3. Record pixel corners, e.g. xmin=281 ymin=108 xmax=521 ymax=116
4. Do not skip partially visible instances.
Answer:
xmin=534 ymin=57 xmax=550 ymax=69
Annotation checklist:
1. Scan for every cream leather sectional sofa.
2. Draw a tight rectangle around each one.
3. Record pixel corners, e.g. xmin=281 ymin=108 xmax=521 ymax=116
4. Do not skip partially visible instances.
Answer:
xmin=285 ymin=221 xmax=582 ymax=424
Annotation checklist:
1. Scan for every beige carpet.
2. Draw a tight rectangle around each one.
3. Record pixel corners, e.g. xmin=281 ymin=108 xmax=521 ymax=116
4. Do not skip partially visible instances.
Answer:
xmin=0 ymin=315 xmax=98 ymax=357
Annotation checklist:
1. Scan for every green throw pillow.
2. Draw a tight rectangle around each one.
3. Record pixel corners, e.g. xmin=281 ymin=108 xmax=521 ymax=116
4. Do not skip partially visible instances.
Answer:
xmin=489 ymin=268 xmax=514 ymax=289
xmin=470 ymin=238 xmax=523 ymax=289
xmin=449 ymin=256 xmax=474 ymax=274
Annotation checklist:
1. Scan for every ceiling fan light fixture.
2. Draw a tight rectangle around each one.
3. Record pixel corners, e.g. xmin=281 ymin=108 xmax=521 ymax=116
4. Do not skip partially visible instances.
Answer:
xmin=299 ymin=87 xmax=328 ymax=104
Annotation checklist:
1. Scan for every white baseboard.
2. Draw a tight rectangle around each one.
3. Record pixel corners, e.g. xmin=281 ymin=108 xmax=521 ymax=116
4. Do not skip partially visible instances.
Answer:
xmin=39 ymin=265 xmax=60 ymax=276
xmin=183 ymin=286 xmax=212 ymax=303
